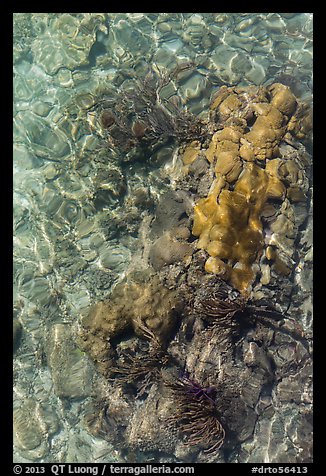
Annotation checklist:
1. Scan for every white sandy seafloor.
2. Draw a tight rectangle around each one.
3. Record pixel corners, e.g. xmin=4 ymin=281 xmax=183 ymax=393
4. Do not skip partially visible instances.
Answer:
xmin=13 ymin=13 xmax=313 ymax=463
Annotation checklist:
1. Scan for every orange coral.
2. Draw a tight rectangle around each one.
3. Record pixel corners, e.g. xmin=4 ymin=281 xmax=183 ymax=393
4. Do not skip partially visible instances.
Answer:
xmin=191 ymin=83 xmax=309 ymax=293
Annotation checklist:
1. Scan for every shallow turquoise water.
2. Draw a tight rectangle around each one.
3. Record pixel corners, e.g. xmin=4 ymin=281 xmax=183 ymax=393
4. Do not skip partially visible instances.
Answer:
xmin=13 ymin=13 xmax=313 ymax=463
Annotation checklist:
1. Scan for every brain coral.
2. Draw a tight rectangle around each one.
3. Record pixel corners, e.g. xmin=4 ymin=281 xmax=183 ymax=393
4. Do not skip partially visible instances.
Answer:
xmin=190 ymin=83 xmax=311 ymax=294
xmin=79 ymin=273 xmax=181 ymax=375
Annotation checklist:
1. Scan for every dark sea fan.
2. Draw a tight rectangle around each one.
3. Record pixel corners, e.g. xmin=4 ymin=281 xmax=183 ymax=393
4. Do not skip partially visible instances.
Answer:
xmin=166 ymin=373 xmax=225 ymax=454
xmin=96 ymin=64 xmax=207 ymax=153
xmin=110 ymin=319 xmax=169 ymax=397
xmin=110 ymin=349 xmax=168 ymax=397
xmin=196 ymin=281 xmax=307 ymax=348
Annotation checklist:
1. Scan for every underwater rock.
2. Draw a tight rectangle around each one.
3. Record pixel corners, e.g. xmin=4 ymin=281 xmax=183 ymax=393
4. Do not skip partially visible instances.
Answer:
xmin=93 ymin=165 xmax=127 ymax=205
xmin=13 ymin=13 xmax=36 ymax=63
xmin=14 ymin=400 xmax=45 ymax=457
xmin=125 ymin=186 xmax=154 ymax=210
xmin=14 ymin=397 xmax=59 ymax=460
xmin=150 ymin=190 xmax=192 ymax=239
xmin=285 ymin=409 xmax=313 ymax=463
xmin=32 ymin=100 xmax=53 ymax=117
xmin=15 ymin=111 xmax=71 ymax=161
xmin=174 ymin=323 xmax=269 ymax=444
xmin=31 ymin=14 xmax=100 ymax=75
xmin=47 ymin=323 xmax=94 ymax=399
xmin=98 ymin=244 xmax=131 ymax=272
xmin=153 ymin=273 xmax=312 ymax=461
xmin=238 ymin=406 xmax=312 ymax=463
xmin=178 ymin=72 xmax=209 ymax=103
xmin=149 ymin=228 xmax=193 ymax=270
xmin=182 ymin=14 xmax=213 ymax=50
xmin=126 ymin=386 xmax=178 ymax=453
xmin=83 ymin=385 xmax=135 ymax=449
xmin=20 ymin=276 xmax=51 ymax=307
xmin=275 ymin=364 xmax=312 ymax=405
xmin=210 ymin=45 xmax=245 ymax=84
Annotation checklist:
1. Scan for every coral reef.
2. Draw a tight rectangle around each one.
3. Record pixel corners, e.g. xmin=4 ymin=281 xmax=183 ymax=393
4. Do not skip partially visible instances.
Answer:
xmin=68 ymin=80 xmax=312 ymax=462
xmin=169 ymin=276 xmax=312 ymax=462
xmin=77 ymin=81 xmax=312 ymax=461
xmin=190 ymin=83 xmax=312 ymax=293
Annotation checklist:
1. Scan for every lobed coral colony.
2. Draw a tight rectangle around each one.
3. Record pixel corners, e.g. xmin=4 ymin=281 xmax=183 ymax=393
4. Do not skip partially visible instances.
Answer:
xmin=79 ymin=72 xmax=312 ymax=460
xmin=188 ymin=83 xmax=311 ymax=293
